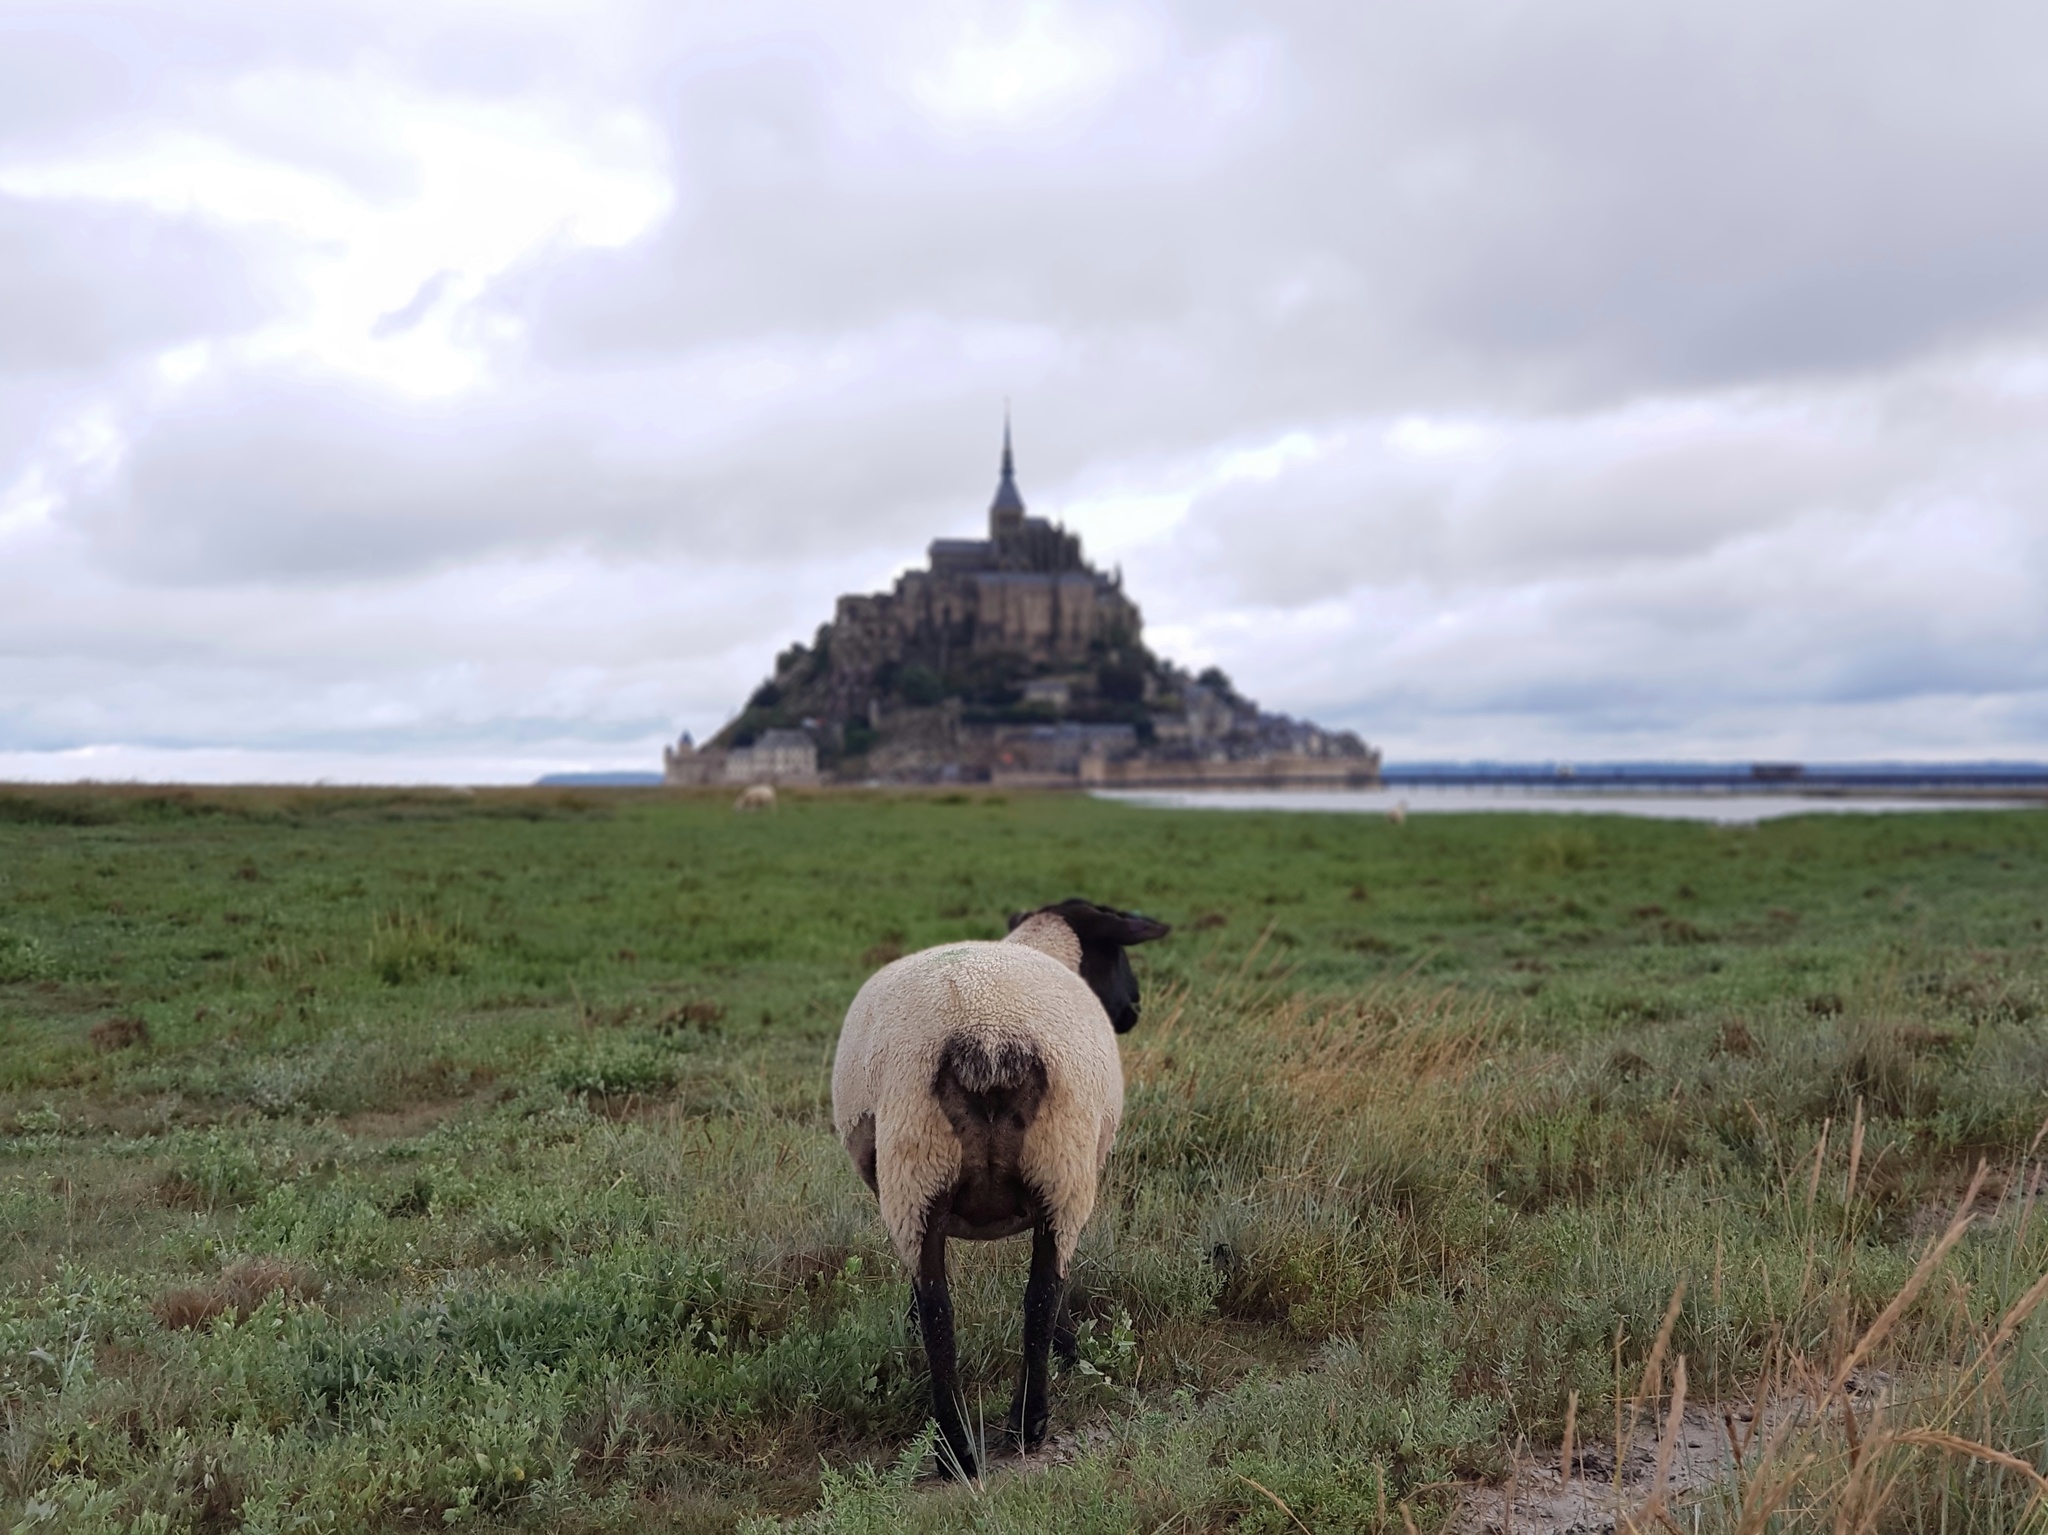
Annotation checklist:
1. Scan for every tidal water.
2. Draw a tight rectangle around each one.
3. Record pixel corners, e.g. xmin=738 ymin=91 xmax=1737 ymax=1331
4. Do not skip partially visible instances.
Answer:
xmin=1093 ymin=786 xmax=2042 ymax=825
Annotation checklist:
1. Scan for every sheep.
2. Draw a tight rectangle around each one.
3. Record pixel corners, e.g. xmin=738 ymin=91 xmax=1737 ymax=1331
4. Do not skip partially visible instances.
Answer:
xmin=831 ymin=897 xmax=1170 ymax=1476
xmin=733 ymin=783 xmax=777 ymax=811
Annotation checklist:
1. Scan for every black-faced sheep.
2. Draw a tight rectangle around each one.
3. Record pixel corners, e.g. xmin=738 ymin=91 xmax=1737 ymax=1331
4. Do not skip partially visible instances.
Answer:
xmin=831 ymin=898 xmax=1170 ymax=1475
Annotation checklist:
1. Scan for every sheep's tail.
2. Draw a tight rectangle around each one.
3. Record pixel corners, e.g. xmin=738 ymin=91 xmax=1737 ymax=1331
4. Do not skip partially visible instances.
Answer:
xmin=933 ymin=1034 xmax=1049 ymax=1123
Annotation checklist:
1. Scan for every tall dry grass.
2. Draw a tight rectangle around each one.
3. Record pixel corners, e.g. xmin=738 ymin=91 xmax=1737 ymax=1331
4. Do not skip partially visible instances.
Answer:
xmin=1575 ymin=1149 xmax=2048 ymax=1535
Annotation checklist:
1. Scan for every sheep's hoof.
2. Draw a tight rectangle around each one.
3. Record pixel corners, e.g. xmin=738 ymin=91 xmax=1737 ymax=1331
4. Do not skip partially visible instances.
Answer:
xmin=930 ymin=1437 xmax=979 ymax=1482
xmin=1002 ymin=1405 xmax=1050 ymax=1454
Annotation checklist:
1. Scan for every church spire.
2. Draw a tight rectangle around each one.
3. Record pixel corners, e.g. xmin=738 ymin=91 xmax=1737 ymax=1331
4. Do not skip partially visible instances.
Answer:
xmin=989 ymin=408 xmax=1026 ymax=537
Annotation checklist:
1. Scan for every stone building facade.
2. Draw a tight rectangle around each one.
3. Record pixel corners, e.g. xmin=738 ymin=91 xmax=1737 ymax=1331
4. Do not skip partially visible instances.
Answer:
xmin=661 ymin=729 xmax=819 ymax=786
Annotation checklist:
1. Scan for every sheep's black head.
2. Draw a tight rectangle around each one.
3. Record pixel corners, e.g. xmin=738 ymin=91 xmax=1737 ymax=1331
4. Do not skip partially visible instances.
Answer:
xmin=1008 ymin=898 xmax=1171 ymax=1033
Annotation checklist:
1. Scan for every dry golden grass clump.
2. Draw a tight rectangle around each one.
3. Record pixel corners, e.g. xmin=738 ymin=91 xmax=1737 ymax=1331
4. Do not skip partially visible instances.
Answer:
xmin=86 ymin=1016 xmax=149 ymax=1053
xmin=151 ymin=1256 xmax=324 ymax=1331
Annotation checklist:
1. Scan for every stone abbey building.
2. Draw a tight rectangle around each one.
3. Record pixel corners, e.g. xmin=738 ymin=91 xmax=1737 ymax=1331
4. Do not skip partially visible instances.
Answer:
xmin=665 ymin=427 xmax=1378 ymax=787
xmin=828 ymin=423 xmax=1141 ymax=684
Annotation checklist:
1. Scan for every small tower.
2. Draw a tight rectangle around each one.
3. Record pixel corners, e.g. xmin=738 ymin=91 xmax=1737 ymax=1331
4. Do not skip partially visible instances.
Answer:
xmin=989 ymin=413 xmax=1026 ymax=540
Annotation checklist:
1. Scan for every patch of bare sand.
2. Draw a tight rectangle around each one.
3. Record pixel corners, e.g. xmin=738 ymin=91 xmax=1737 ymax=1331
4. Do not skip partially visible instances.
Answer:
xmin=1447 ymin=1404 xmax=1740 ymax=1535
xmin=1448 ymin=1375 xmax=1890 ymax=1535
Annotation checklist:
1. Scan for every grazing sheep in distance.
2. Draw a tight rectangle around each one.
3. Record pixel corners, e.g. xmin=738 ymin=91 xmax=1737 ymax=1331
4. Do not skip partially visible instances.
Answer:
xmin=733 ymin=783 xmax=777 ymax=811
xmin=831 ymin=898 xmax=1170 ymax=1476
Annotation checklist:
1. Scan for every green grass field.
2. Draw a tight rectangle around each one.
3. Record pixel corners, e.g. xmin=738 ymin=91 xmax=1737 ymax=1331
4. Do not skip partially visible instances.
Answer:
xmin=4 ymin=785 xmax=2048 ymax=1532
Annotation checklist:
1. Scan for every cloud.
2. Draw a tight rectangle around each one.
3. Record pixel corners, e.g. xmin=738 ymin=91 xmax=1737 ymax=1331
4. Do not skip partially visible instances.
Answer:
xmin=1300 ymin=3 xmax=2048 ymax=396
xmin=1114 ymin=344 xmax=2048 ymax=756
xmin=55 ymin=330 xmax=1064 ymax=584
xmin=6 ymin=0 xmax=2048 ymax=778
xmin=0 ymin=531 xmax=889 ymax=763
xmin=0 ymin=195 xmax=282 ymax=374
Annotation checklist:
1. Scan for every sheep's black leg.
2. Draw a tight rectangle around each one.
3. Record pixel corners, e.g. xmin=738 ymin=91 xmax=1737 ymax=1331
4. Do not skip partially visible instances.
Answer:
xmin=913 ymin=1221 xmax=976 ymax=1479
xmin=1052 ymin=1290 xmax=1080 ymax=1368
xmin=1005 ymin=1222 xmax=1063 ymax=1452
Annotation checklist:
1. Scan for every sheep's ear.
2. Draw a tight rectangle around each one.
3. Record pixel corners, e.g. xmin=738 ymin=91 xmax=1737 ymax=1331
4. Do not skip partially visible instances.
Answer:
xmin=1053 ymin=900 xmax=1170 ymax=947
xmin=1109 ymin=911 xmax=1171 ymax=946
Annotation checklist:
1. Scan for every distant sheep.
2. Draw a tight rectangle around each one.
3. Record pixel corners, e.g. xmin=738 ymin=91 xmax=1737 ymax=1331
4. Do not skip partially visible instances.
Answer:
xmin=831 ymin=898 xmax=1170 ymax=1475
xmin=733 ymin=783 xmax=777 ymax=811
xmin=1387 ymin=798 xmax=1408 ymax=825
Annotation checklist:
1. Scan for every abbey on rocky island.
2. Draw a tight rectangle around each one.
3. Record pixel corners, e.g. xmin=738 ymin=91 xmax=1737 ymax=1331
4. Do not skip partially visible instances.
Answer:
xmin=665 ymin=426 xmax=1379 ymax=788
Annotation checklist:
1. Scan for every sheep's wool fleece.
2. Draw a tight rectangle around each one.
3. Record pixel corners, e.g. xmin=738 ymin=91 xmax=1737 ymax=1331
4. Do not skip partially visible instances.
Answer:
xmin=832 ymin=920 xmax=1122 ymax=1271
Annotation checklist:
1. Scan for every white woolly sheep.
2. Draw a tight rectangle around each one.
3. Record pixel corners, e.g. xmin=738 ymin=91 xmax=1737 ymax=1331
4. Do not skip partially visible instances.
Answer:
xmin=733 ymin=783 xmax=777 ymax=811
xmin=831 ymin=898 xmax=1170 ymax=1475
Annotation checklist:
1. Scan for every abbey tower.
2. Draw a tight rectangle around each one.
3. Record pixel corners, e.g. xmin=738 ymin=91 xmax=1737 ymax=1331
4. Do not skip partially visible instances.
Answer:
xmin=827 ymin=419 xmax=1142 ymax=688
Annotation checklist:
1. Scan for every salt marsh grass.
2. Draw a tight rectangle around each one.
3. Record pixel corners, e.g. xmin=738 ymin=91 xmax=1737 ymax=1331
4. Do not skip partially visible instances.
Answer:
xmin=2 ymin=785 xmax=2046 ymax=1530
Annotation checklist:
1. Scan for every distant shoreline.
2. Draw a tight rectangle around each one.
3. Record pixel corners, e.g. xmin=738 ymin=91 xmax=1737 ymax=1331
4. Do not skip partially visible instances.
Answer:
xmin=1379 ymin=761 xmax=2048 ymax=795
xmin=1096 ymin=783 xmax=2047 ymax=824
xmin=532 ymin=760 xmax=2048 ymax=798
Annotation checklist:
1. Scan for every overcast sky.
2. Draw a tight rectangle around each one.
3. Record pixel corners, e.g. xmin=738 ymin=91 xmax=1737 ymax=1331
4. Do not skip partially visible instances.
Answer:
xmin=5 ymin=0 xmax=2048 ymax=782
